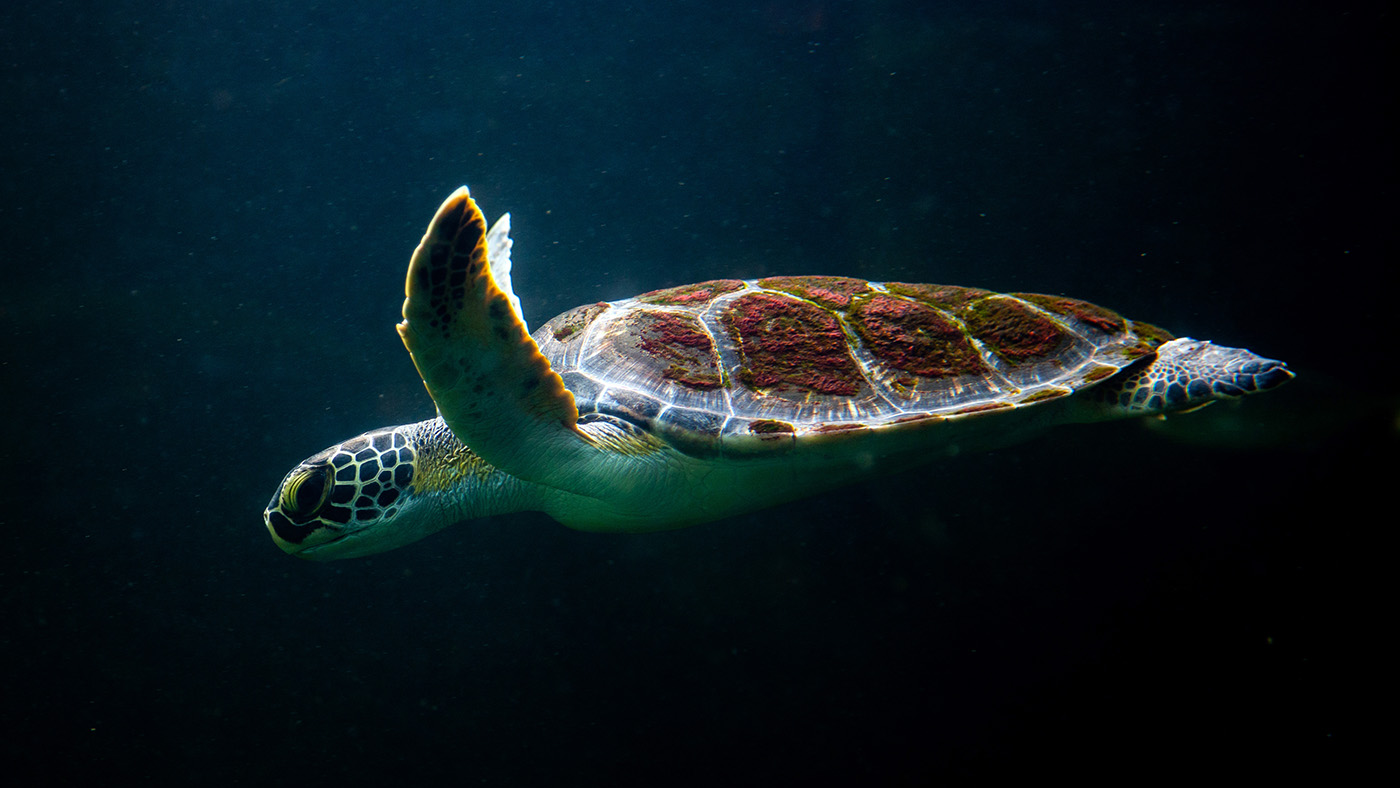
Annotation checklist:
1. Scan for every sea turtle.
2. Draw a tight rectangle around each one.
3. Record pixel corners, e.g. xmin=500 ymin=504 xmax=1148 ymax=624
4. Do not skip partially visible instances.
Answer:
xmin=264 ymin=187 xmax=1292 ymax=560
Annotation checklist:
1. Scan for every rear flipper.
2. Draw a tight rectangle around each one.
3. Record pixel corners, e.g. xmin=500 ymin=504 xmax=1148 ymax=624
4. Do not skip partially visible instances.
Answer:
xmin=1098 ymin=337 xmax=1293 ymax=417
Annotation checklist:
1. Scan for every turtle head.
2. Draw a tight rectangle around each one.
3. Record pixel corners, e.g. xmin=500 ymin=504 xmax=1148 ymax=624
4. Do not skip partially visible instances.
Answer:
xmin=264 ymin=421 xmax=460 ymax=560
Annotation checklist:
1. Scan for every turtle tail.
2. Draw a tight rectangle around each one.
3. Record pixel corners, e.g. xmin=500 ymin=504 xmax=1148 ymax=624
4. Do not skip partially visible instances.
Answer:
xmin=1092 ymin=337 xmax=1293 ymax=417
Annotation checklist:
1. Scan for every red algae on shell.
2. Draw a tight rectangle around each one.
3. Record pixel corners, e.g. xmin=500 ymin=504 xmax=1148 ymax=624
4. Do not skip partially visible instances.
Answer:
xmin=884 ymin=283 xmax=992 ymax=312
xmin=630 ymin=310 xmax=724 ymax=390
xmin=638 ymin=279 xmax=746 ymax=306
xmin=1016 ymin=293 xmax=1126 ymax=335
xmin=758 ymin=276 xmax=871 ymax=310
xmin=849 ymin=294 xmax=990 ymax=379
xmin=721 ymin=292 xmax=864 ymax=396
xmin=961 ymin=297 xmax=1071 ymax=364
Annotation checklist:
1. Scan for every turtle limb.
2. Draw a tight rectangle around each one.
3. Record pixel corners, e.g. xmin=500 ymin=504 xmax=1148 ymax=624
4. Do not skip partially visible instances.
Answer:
xmin=397 ymin=187 xmax=629 ymax=493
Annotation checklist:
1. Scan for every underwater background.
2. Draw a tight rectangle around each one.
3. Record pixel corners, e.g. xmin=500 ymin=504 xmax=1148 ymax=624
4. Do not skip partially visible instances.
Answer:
xmin=2 ymin=0 xmax=1389 ymax=782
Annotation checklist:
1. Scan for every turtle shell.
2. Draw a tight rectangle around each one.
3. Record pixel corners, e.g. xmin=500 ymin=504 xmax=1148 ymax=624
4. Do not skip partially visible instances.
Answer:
xmin=532 ymin=276 xmax=1172 ymax=454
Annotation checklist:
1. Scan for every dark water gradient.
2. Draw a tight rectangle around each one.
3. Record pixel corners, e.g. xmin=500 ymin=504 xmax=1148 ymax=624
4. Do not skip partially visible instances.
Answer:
xmin=2 ymin=1 xmax=1387 ymax=782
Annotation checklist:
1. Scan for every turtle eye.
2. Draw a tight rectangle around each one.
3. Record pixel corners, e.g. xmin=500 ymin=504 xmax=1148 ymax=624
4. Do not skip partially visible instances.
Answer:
xmin=282 ymin=463 xmax=331 ymax=519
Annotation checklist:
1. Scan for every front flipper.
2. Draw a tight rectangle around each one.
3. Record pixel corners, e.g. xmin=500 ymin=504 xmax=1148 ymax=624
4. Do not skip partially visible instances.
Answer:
xmin=397 ymin=187 xmax=595 ymax=489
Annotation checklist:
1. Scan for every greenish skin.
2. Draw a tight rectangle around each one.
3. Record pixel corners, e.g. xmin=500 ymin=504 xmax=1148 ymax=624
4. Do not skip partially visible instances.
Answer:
xmin=264 ymin=336 xmax=1291 ymax=560
xmin=263 ymin=188 xmax=1293 ymax=561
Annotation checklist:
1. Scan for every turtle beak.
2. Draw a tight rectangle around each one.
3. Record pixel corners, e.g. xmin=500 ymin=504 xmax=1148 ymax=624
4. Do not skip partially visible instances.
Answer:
xmin=264 ymin=508 xmax=345 ymax=559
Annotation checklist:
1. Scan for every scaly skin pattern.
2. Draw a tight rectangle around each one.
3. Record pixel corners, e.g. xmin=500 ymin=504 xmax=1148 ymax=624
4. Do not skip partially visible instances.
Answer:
xmin=267 ymin=281 xmax=1292 ymax=560
xmin=266 ymin=417 xmax=595 ymax=559
xmin=265 ymin=190 xmax=1293 ymax=560
xmin=1087 ymin=338 xmax=1294 ymax=413
xmin=266 ymin=419 xmax=489 ymax=558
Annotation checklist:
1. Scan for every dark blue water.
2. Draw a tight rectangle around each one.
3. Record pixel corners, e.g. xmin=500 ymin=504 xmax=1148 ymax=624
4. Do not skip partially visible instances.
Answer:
xmin=3 ymin=1 xmax=1385 ymax=782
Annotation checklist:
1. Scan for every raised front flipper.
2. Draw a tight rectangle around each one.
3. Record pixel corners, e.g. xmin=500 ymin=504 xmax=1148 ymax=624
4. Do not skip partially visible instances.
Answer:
xmin=397 ymin=188 xmax=601 ymax=491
